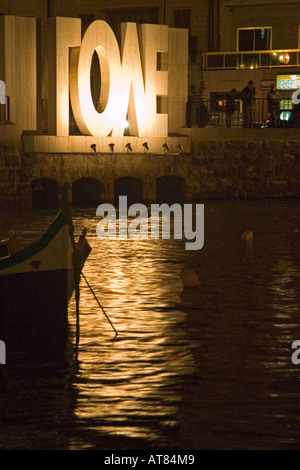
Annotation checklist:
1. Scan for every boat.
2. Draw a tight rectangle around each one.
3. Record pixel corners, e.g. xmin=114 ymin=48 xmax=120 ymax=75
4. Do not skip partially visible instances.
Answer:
xmin=0 ymin=183 xmax=92 ymax=362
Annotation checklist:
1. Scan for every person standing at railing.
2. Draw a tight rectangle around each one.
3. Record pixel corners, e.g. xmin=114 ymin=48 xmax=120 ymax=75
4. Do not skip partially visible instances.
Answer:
xmin=226 ymin=89 xmax=237 ymax=128
xmin=187 ymin=85 xmax=198 ymax=127
xmin=267 ymin=84 xmax=281 ymax=128
xmin=198 ymin=81 xmax=209 ymax=127
xmin=241 ymin=80 xmax=256 ymax=128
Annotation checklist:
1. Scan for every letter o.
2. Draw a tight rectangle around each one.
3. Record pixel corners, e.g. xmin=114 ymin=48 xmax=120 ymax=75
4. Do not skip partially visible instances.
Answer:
xmin=70 ymin=20 xmax=124 ymax=137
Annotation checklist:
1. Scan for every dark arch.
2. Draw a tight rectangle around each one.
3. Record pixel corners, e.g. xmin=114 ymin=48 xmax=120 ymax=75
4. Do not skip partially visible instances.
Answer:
xmin=114 ymin=176 xmax=143 ymax=206
xmin=156 ymin=176 xmax=185 ymax=204
xmin=72 ymin=178 xmax=101 ymax=208
xmin=31 ymin=178 xmax=59 ymax=210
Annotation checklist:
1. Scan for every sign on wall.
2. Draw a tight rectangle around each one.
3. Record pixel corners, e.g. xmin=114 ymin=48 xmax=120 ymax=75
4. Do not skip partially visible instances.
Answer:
xmin=277 ymin=74 xmax=300 ymax=90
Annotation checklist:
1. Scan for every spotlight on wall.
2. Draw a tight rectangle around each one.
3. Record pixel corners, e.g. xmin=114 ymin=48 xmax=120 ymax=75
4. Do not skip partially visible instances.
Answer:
xmin=109 ymin=143 xmax=115 ymax=153
xmin=177 ymin=144 xmax=184 ymax=154
xmin=125 ymin=143 xmax=132 ymax=152
xmin=142 ymin=142 xmax=149 ymax=153
xmin=90 ymin=144 xmax=97 ymax=152
xmin=162 ymin=143 xmax=169 ymax=154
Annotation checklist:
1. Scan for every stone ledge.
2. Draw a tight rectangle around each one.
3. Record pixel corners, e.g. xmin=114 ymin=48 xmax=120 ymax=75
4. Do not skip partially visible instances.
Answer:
xmin=181 ymin=127 xmax=300 ymax=143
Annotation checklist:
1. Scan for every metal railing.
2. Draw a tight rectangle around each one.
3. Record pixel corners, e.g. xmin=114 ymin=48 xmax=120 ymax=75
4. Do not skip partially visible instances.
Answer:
xmin=203 ymin=49 xmax=300 ymax=70
xmin=186 ymin=98 xmax=297 ymax=128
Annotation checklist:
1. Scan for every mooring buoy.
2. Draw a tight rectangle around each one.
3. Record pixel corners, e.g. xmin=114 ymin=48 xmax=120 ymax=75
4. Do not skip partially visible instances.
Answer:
xmin=181 ymin=268 xmax=200 ymax=288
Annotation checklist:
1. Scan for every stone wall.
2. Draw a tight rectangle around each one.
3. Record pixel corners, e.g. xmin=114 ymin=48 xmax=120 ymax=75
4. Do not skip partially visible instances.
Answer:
xmin=189 ymin=139 xmax=300 ymax=199
xmin=1 ymin=137 xmax=300 ymax=208
xmin=0 ymin=138 xmax=31 ymax=209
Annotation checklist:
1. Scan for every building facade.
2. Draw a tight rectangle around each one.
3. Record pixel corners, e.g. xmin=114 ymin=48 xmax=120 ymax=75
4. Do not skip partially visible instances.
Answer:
xmin=202 ymin=1 xmax=300 ymax=126
xmin=2 ymin=0 xmax=300 ymax=131
xmin=1 ymin=1 xmax=300 ymax=207
xmin=0 ymin=0 xmax=210 ymax=137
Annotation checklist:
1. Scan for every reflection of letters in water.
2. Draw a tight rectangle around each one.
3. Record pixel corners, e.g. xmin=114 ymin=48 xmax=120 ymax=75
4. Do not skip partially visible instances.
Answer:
xmin=0 ymin=80 xmax=5 ymax=105
xmin=0 ymin=340 xmax=6 ymax=365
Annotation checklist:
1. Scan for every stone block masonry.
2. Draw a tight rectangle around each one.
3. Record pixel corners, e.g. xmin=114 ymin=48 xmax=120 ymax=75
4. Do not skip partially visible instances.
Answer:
xmin=190 ymin=139 xmax=300 ymax=199
xmin=0 ymin=138 xmax=31 ymax=209
xmin=1 ymin=137 xmax=300 ymax=208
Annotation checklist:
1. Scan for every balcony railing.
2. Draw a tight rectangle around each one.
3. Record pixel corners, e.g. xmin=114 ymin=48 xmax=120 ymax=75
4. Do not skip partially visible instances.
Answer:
xmin=186 ymin=98 xmax=297 ymax=128
xmin=203 ymin=49 xmax=300 ymax=70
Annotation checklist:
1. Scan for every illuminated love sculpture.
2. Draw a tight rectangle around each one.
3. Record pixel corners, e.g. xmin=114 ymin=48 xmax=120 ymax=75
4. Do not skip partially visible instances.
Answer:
xmin=0 ymin=16 xmax=188 ymax=152
xmin=49 ymin=18 xmax=185 ymax=139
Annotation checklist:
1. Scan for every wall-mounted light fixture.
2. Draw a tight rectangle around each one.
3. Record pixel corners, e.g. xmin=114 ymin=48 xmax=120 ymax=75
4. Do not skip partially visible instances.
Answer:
xmin=142 ymin=142 xmax=149 ymax=153
xmin=109 ymin=143 xmax=115 ymax=153
xmin=125 ymin=143 xmax=132 ymax=152
xmin=90 ymin=144 xmax=97 ymax=152
xmin=177 ymin=144 xmax=184 ymax=154
xmin=162 ymin=143 xmax=169 ymax=154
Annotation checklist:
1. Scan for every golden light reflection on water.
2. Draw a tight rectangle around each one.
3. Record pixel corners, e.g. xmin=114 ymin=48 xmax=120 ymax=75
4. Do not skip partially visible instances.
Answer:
xmin=65 ymin=204 xmax=300 ymax=448
xmin=69 ymin=218 xmax=196 ymax=442
xmin=3 ymin=201 xmax=300 ymax=450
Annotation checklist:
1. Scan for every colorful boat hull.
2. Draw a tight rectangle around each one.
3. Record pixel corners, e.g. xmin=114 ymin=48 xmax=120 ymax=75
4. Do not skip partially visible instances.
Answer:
xmin=0 ymin=185 xmax=91 ymax=361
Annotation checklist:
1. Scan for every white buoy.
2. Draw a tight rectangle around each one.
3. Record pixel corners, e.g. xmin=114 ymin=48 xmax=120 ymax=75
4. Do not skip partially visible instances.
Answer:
xmin=181 ymin=268 xmax=200 ymax=288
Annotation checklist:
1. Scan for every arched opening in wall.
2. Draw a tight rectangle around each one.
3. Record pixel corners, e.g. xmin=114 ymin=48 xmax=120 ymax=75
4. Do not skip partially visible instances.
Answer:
xmin=72 ymin=178 xmax=101 ymax=208
xmin=31 ymin=178 xmax=59 ymax=210
xmin=156 ymin=176 xmax=185 ymax=204
xmin=114 ymin=177 xmax=143 ymax=206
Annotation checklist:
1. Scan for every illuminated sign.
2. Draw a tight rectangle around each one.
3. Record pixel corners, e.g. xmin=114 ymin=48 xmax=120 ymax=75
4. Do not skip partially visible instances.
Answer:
xmin=277 ymin=74 xmax=300 ymax=90
xmin=1 ymin=16 xmax=188 ymax=152
xmin=48 ymin=18 xmax=188 ymax=139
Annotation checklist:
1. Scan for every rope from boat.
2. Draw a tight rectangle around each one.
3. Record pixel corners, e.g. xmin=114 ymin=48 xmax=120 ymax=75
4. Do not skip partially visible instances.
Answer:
xmin=81 ymin=272 xmax=118 ymax=337
xmin=70 ymin=225 xmax=83 ymax=349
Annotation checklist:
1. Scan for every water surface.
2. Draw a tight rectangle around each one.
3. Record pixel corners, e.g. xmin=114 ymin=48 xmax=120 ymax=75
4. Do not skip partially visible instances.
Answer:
xmin=1 ymin=200 xmax=300 ymax=450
